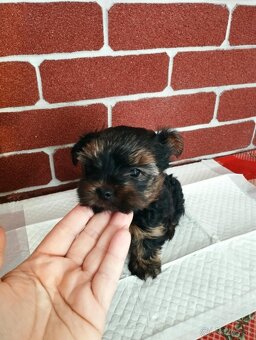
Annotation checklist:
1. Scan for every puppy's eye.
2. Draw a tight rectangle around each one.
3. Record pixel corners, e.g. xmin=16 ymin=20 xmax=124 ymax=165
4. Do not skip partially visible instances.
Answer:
xmin=130 ymin=168 xmax=141 ymax=178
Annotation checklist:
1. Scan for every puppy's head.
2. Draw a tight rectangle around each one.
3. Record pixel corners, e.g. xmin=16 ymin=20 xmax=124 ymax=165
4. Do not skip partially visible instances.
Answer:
xmin=72 ymin=126 xmax=183 ymax=213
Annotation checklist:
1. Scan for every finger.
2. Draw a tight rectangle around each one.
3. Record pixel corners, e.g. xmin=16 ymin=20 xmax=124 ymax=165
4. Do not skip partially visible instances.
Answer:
xmin=92 ymin=229 xmax=131 ymax=311
xmin=82 ymin=212 xmax=133 ymax=275
xmin=0 ymin=228 xmax=6 ymax=268
xmin=66 ymin=211 xmax=112 ymax=265
xmin=35 ymin=205 xmax=94 ymax=256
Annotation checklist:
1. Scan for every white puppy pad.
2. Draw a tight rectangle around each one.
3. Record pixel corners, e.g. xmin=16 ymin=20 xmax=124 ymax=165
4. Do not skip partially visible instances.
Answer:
xmin=183 ymin=174 xmax=256 ymax=241
xmin=104 ymin=231 xmax=256 ymax=340
xmin=167 ymin=159 xmax=231 ymax=185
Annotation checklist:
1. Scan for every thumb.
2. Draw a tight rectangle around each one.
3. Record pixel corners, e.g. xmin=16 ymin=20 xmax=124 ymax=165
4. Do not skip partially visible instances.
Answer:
xmin=0 ymin=228 xmax=6 ymax=269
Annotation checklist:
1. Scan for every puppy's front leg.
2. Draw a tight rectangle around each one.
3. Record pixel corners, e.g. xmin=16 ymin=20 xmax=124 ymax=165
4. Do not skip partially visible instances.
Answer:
xmin=128 ymin=241 xmax=161 ymax=280
xmin=128 ymin=224 xmax=165 ymax=280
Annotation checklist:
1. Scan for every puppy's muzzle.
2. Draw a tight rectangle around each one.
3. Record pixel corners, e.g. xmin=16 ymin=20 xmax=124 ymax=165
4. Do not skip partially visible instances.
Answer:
xmin=96 ymin=187 xmax=113 ymax=201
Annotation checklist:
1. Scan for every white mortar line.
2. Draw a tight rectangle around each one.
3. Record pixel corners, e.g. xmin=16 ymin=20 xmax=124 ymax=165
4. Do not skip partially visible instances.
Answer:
xmin=178 ymin=117 xmax=256 ymax=132
xmin=1 ymin=45 xmax=256 ymax=63
xmin=223 ymin=3 xmax=236 ymax=46
xmin=97 ymin=0 xmax=113 ymax=10
xmin=33 ymin=65 xmax=44 ymax=101
xmin=100 ymin=1 xmax=114 ymax=53
xmin=1 ymin=82 xmax=256 ymax=114
xmin=107 ymin=104 xmax=113 ymax=127
xmin=0 ymin=99 xmax=108 ymax=113
xmin=250 ymin=124 xmax=256 ymax=146
xmin=166 ymin=51 xmax=177 ymax=91
xmin=43 ymin=149 xmax=58 ymax=182
xmin=211 ymin=89 xmax=222 ymax=122
xmin=29 ymin=58 xmax=49 ymax=104
xmin=0 ymin=144 xmax=74 ymax=158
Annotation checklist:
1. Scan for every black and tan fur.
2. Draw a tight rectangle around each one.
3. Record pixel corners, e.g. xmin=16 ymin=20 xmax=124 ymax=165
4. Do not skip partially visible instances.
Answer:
xmin=72 ymin=126 xmax=185 ymax=280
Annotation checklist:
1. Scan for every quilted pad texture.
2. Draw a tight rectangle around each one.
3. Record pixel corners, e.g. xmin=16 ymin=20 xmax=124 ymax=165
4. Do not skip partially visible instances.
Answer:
xmin=104 ymin=174 xmax=256 ymax=339
xmin=104 ymin=231 xmax=256 ymax=340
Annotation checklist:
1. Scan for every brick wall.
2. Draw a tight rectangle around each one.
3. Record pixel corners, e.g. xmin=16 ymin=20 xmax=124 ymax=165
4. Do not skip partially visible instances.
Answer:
xmin=0 ymin=0 xmax=256 ymax=202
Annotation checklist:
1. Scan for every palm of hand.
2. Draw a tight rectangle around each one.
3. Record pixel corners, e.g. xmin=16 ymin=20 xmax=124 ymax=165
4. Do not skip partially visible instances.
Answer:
xmin=0 ymin=207 xmax=132 ymax=340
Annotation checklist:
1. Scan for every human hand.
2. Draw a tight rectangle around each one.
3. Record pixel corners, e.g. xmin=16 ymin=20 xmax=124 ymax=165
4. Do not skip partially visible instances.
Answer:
xmin=0 ymin=206 xmax=133 ymax=340
xmin=0 ymin=227 xmax=5 ymax=268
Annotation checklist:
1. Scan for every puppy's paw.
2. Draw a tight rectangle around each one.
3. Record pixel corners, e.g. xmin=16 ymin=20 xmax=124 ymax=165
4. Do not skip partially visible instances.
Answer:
xmin=128 ymin=259 xmax=161 ymax=280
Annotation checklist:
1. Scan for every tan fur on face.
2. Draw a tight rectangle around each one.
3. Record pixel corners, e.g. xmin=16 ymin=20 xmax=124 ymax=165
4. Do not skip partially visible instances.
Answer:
xmin=80 ymin=180 xmax=103 ymax=193
xmin=145 ymin=174 xmax=165 ymax=202
xmin=129 ymin=150 xmax=156 ymax=166
xmin=115 ymin=184 xmax=147 ymax=210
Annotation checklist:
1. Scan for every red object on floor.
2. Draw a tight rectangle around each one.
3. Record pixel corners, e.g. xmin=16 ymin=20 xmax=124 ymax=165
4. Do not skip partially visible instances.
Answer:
xmin=199 ymin=150 xmax=256 ymax=340
xmin=215 ymin=150 xmax=256 ymax=181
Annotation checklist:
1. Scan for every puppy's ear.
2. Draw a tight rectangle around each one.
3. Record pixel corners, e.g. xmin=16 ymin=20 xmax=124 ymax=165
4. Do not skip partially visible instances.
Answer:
xmin=71 ymin=132 xmax=98 ymax=165
xmin=156 ymin=129 xmax=184 ymax=157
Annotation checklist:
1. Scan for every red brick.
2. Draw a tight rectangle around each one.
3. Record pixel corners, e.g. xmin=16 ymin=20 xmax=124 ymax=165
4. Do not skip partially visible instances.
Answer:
xmin=0 ymin=182 xmax=78 ymax=204
xmin=109 ymin=4 xmax=228 ymax=50
xmin=40 ymin=54 xmax=169 ymax=103
xmin=54 ymin=148 xmax=81 ymax=182
xmin=0 ymin=3 xmax=103 ymax=56
xmin=0 ymin=153 xmax=51 ymax=193
xmin=218 ymin=88 xmax=256 ymax=121
xmin=112 ymin=92 xmax=216 ymax=129
xmin=229 ymin=6 xmax=256 ymax=45
xmin=0 ymin=105 xmax=107 ymax=153
xmin=171 ymin=49 xmax=256 ymax=90
xmin=0 ymin=62 xmax=38 ymax=108
xmin=181 ymin=121 xmax=255 ymax=159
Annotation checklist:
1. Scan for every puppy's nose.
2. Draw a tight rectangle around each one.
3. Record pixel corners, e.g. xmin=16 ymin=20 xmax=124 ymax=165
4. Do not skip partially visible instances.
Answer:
xmin=96 ymin=187 xmax=113 ymax=200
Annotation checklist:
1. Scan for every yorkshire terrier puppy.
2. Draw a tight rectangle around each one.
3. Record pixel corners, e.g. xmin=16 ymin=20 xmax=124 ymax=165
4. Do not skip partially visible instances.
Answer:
xmin=71 ymin=126 xmax=185 ymax=280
